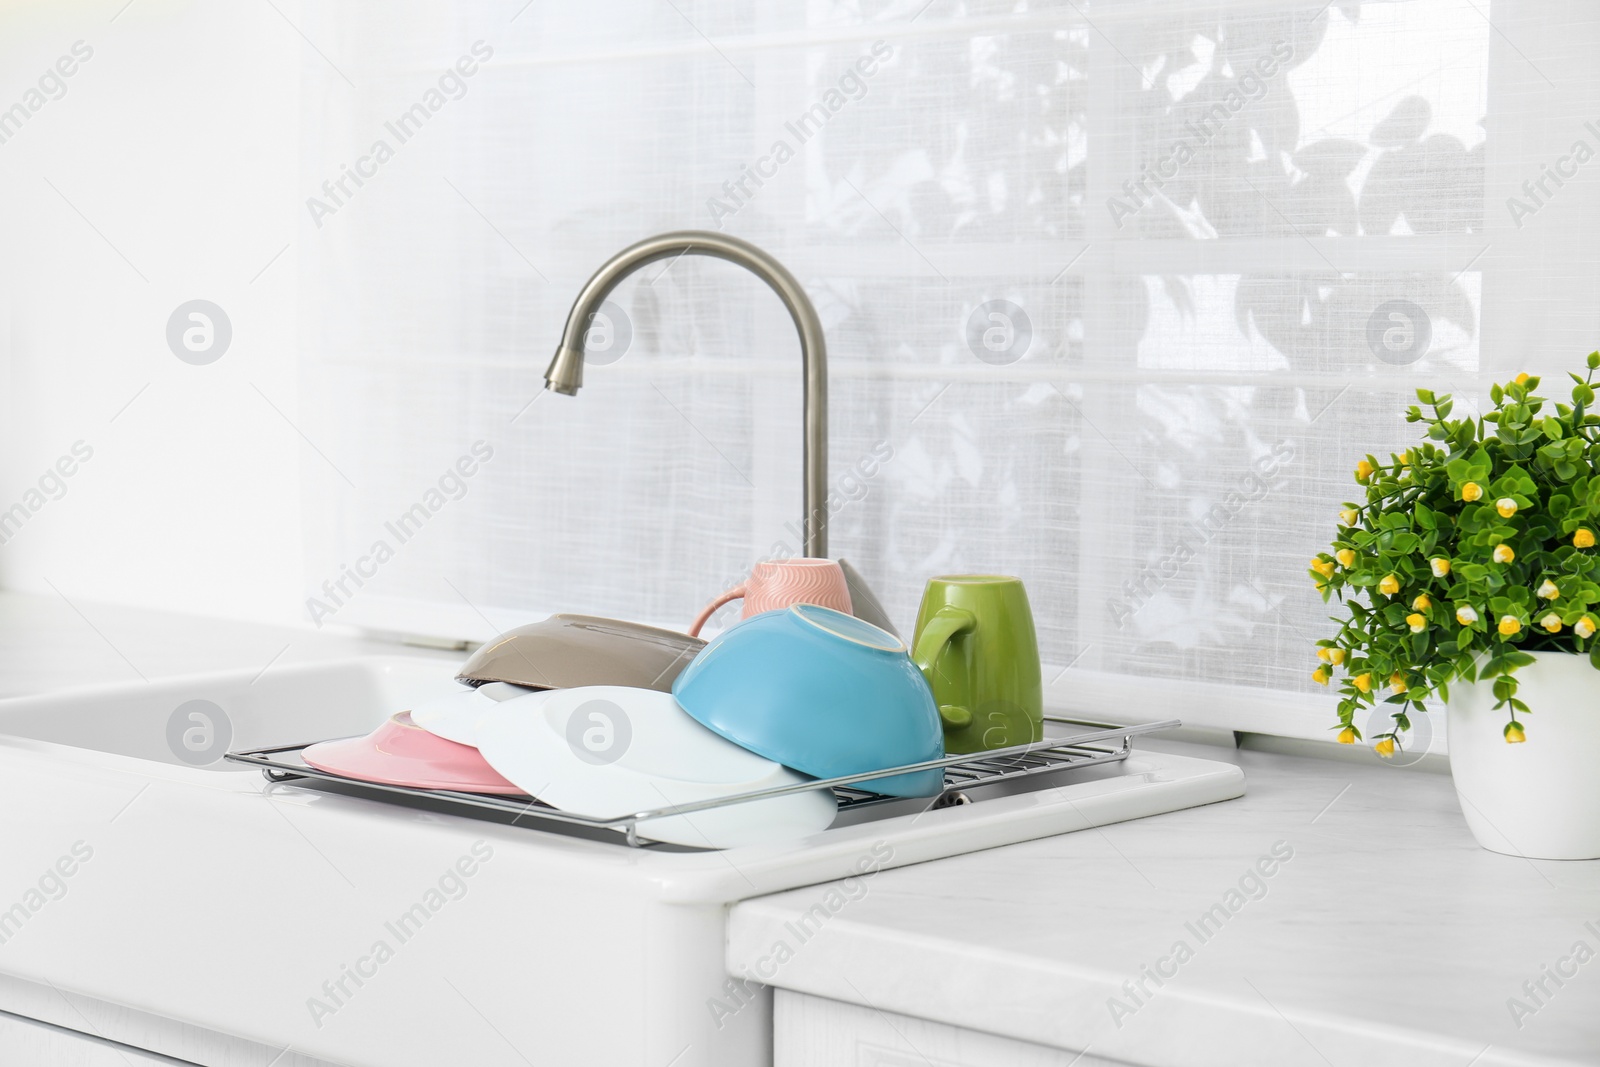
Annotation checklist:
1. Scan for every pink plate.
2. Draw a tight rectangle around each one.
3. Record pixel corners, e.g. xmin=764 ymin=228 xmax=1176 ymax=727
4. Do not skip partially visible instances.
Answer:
xmin=302 ymin=712 xmax=526 ymax=795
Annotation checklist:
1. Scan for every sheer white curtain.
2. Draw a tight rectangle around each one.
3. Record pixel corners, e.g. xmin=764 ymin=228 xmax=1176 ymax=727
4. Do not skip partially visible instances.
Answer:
xmin=292 ymin=0 xmax=1600 ymax=740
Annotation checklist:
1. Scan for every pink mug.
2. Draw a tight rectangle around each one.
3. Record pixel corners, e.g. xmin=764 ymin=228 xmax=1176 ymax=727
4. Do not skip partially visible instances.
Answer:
xmin=689 ymin=558 xmax=854 ymax=637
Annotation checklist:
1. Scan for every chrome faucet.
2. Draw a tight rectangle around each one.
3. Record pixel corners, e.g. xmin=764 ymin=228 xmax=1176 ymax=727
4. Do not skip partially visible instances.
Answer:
xmin=544 ymin=231 xmax=829 ymax=557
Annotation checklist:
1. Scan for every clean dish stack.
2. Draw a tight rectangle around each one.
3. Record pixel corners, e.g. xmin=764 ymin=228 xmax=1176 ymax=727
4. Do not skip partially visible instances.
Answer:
xmin=301 ymin=568 xmax=1043 ymax=849
xmin=306 ymin=606 xmax=944 ymax=849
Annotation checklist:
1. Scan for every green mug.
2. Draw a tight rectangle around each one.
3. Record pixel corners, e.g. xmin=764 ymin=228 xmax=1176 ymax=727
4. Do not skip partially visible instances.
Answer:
xmin=912 ymin=575 xmax=1043 ymax=754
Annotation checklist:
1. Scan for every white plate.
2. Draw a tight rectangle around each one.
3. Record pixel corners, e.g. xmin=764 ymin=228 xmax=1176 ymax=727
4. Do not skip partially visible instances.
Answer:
xmin=473 ymin=685 xmax=836 ymax=849
xmin=410 ymin=682 xmax=551 ymax=746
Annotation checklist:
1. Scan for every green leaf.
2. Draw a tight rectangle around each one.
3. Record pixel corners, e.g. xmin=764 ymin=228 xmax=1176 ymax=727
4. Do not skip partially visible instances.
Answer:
xmin=1315 ymin=356 xmax=1600 ymax=740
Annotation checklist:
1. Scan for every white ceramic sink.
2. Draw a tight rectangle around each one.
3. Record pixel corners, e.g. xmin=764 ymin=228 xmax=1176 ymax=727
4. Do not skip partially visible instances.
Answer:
xmin=0 ymin=656 xmax=1245 ymax=1067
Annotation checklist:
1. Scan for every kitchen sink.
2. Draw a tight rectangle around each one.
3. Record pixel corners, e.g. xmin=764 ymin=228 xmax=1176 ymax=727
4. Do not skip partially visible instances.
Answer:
xmin=0 ymin=656 xmax=1245 ymax=1067
xmin=0 ymin=655 xmax=465 ymax=767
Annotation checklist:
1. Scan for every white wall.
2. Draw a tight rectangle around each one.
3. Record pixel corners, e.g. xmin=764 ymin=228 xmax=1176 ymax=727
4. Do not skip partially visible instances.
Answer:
xmin=0 ymin=0 xmax=305 ymax=625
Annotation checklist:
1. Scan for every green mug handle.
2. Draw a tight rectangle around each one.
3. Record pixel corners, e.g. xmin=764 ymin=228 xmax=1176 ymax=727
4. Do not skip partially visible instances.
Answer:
xmin=912 ymin=605 xmax=977 ymax=730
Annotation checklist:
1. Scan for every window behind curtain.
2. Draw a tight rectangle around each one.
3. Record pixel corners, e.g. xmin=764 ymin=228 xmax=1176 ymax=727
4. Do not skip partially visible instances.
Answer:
xmin=293 ymin=1 xmax=1600 ymax=743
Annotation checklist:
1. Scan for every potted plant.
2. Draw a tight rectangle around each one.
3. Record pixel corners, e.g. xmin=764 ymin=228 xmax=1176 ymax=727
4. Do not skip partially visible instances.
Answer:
xmin=1313 ymin=358 xmax=1600 ymax=859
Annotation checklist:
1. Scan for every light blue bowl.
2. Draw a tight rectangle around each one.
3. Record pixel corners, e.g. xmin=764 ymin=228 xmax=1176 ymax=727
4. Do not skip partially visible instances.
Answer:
xmin=671 ymin=604 xmax=944 ymax=797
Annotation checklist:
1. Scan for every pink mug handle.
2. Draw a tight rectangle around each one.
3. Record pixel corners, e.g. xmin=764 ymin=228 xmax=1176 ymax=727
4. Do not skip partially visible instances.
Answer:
xmin=689 ymin=584 xmax=747 ymax=637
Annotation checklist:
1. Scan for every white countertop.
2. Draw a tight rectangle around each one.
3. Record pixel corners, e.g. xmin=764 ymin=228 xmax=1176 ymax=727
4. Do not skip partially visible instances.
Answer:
xmin=728 ymin=738 xmax=1600 ymax=1067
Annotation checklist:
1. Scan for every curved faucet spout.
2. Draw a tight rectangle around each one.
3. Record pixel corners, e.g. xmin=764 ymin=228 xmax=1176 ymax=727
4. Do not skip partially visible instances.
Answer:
xmin=544 ymin=230 xmax=829 ymax=558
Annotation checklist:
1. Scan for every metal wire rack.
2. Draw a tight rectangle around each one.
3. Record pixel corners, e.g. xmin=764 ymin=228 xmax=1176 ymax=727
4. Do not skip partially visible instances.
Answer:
xmin=225 ymin=714 xmax=1179 ymax=849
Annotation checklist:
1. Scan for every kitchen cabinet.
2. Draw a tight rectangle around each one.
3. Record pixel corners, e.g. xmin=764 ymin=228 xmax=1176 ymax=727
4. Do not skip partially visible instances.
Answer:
xmin=775 ymin=992 xmax=1136 ymax=1067
xmin=0 ymin=975 xmax=342 ymax=1067
xmin=0 ymin=1010 xmax=202 ymax=1066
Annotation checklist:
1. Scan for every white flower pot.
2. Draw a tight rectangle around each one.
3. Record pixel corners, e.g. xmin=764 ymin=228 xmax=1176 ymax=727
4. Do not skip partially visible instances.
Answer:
xmin=1447 ymin=651 xmax=1600 ymax=860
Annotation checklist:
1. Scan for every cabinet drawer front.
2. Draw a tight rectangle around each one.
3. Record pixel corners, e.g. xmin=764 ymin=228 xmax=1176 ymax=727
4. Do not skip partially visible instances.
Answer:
xmin=776 ymin=990 xmax=1135 ymax=1067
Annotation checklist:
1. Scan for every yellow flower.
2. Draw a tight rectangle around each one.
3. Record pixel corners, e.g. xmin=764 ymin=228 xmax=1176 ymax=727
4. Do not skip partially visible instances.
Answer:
xmin=1494 ymin=544 xmax=1515 ymax=564
xmin=1515 ymin=372 xmax=1530 ymax=385
xmin=1541 ymin=613 xmax=1563 ymax=633
xmin=1339 ymin=508 xmax=1359 ymax=527
xmin=1352 ymin=673 xmax=1373 ymax=693
xmin=1374 ymin=738 xmax=1396 ymax=758
xmin=1389 ymin=672 xmax=1408 ymax=694
xmin=1336 ymin=549 xmax=1357 ymax=568
xmin=1431 ymin=558 xmax=1451 ymax=578
xmin=1461 ymin=482 xmax=1483 ymax=502
xmin=1378 ymin=574 xmax=1400 ymax=595
xmin=1577 ymin=529 xmax=1596 ymax=549
xmin=1355 ymin=460 xmax=1375 ymax=482
xmin=1505 ymin=722 xmax=1526 ymax=744
xmin=1316 ymin=647 xmax=1333 ymax=662
xmin=1312 ymin=667 xmax=1330 ymax=686
xmin=1406 ymin=613 xmax=1427 ymax=633
xmin=1578 ymin=616 xmax=1597 ymax=639
xmin=1326 ymin=648 xmax=1347 ymax=665
xmin=1538 ymin=579 xmax=1559 ymax=599
xmin=1337 ymin=727 xmax=1356 ymax=745
xmin=1498 ymin=616 xmax=1522 ymax=637
xmin=1496 ymin=498 xmax=1518 ymax=518
xmin=1412 ymin=594 xmax=1432 ymax=611
xmin=1311 ymin=558 xmax=1336 ymax=578
xmin=1457 ymin=605 xmax=1479 ymax=625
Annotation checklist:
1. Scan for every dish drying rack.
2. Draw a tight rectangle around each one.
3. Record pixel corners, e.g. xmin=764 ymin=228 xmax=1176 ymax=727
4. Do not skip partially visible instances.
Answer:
xmin=225 ymin=714 xmax=1179 ymax=850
